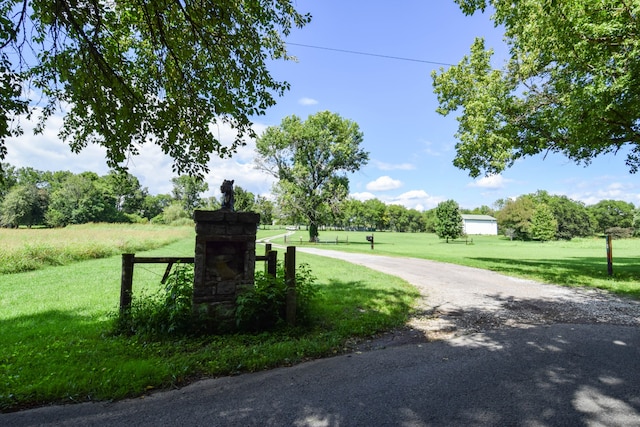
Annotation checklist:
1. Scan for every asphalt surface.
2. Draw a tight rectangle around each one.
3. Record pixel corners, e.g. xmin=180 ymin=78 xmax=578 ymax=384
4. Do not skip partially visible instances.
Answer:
xmin=3 ymin=249 xmax=640 ymax=426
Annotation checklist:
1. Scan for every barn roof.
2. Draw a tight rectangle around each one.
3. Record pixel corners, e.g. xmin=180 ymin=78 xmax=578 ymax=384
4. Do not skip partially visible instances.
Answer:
xmin=461 ymin=214 xmax=497 ymax=221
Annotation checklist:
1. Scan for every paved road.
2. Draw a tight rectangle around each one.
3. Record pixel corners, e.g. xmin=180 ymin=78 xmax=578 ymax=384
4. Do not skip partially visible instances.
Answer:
xmin=4 ymin=250 xmax=640 ymax=426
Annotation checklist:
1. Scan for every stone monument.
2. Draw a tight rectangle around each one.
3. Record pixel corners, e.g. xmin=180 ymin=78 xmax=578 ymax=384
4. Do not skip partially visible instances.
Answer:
xmin=192 ymin=180 xmax=259 ymax=331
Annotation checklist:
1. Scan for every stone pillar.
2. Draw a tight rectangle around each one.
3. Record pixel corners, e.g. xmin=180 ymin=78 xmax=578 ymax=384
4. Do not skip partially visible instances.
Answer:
xmin=193 ymin=209 xmax=260 ymax=331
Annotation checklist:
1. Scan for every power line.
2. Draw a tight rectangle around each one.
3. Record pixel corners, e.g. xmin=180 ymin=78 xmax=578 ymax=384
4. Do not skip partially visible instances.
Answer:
xmin=286 ymin=42 xmax=456 ymax=67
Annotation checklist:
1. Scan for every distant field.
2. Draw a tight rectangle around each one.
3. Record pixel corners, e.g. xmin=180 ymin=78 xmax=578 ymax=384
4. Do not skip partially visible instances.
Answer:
xmin=274 ymin=231 xmax=640 ymax=298
xmin=0 ymin=224 xmax=286 ymax=275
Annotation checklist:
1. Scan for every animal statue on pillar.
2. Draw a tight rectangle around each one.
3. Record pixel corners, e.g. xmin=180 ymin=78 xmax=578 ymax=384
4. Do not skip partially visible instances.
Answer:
xmin=220 ymin=179 xmax=235 ymax=211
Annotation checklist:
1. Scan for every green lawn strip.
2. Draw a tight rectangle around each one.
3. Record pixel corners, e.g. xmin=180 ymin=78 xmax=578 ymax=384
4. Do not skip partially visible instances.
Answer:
xmin=1 ymin=237 xmax=417 ymax=411
xmin=280 ymin=231 xmax=640 ymax=298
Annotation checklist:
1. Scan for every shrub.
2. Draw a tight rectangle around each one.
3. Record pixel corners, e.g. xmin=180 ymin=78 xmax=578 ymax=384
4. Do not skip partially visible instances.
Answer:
xmin=235 ymin=262 xmax=319 ymax=332
xmin=605 ymin=227 xmax=634 ymax=239
xmin=114 ymin=263 xmax=199 ymax=338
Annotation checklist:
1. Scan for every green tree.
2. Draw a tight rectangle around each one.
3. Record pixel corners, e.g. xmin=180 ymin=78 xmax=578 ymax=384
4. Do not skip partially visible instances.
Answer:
xmin=546 ymin=195 xmax=593 ymax=240
xmin=530 ymin=204 xmax=558 ymax=242
xmin=0 ymin=184 xmax=48 ymax=227
xmin=422 ymin=209 xmax=437 ymax=233
xmin=433 ymin=1 xmax=640 ymax=177
xmin=434 ymin=200 xmax=463 ymax=242
xmin=633 ymin=209 xmax=640 ymax=237
xmin=386 ymin=204 xmax=410 ymax=232
xmin=142 ymin=194 xmax=173 ymax=221
xmin=254 ymin=195 xmax=274 ymax=226
xmin=256 ymin=111 xmax=369 ymax=241
xmin=231 ymin=186 xmax=256 ymax=212
xmin=171 ymin=176 xmax=209 ymax=215
xmin=1 ymin=1 xmax=310 ymax=177
xmin=495 ymin=196 xmax=536 ymax=240
xmin=363 ymin=198 xmax=388 ymax=231
xmin=103 ymin=171 xmax=147 ymax=215
xmin=46 ymin=172 xmax=120 ymax=226
xmin=0 ymin=162 xmax=17 ymax=200
xmin=589 ymin=200 xmax=635 ymax=233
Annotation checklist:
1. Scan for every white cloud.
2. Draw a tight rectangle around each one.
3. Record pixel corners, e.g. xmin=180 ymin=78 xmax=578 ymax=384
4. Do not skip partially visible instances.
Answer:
xmin=350 ymin=191 xmax=376 ymax=201
xmin=387 ymin=190 xmax=444 ymax=211
xmin=299 ymin=97 xmax=318 ymax=106
xmin=371 ymin=160 xmax=415 ymax=171
xmin=366 ymin=175 xmax=402 ymax=191
xmin=567 ymin=181 xmax=640 ymax=206
xmin=468 ymin=174 xmax=510 ymax=189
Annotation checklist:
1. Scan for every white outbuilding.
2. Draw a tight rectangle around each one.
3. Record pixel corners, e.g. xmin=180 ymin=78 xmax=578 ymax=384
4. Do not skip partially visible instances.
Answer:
xmin=461 ymin=214 xmax=498 ymax=235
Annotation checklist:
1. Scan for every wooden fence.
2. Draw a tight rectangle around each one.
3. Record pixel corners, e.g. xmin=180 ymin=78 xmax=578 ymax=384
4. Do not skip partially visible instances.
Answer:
xmin=119 ymin=243 xmax=297 ymax=325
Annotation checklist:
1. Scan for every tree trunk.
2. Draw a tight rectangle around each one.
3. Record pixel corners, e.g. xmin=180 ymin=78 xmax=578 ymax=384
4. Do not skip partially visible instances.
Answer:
xmin=309 ymin=222 xmax=319 ymax=242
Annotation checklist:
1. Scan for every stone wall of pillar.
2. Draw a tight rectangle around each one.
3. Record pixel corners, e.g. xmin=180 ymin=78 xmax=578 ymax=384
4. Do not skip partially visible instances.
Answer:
xmin=193 ymin=209 xmax=260 ymax=331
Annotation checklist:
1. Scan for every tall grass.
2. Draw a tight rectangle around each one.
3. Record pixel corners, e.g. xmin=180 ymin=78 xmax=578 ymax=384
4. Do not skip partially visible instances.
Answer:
xmin=0 ymin=223 xmax=195 ymax=274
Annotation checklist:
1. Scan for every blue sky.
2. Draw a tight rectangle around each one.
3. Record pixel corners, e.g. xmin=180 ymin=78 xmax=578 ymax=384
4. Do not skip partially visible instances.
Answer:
xmin=6 ymin=1 xmax=639 ymax=210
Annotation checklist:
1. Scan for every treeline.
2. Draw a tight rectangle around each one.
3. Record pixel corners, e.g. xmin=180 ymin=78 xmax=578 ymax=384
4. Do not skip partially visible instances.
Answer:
xmin=0 ymin=163 xmax=273 ymax=228
xmin=329 ymin=191 xmax=639 ymax=241
xmin=2 ymin=164 xmax=638 ymax=240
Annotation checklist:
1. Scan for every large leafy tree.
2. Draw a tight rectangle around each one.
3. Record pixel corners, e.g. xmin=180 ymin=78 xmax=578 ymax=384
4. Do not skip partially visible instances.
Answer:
xmin=255 ymin=111 xmax=369 ymax=241
xmin=589 ymin=199 xmax=635 ymax=233
xmin=433 ymin=1 xmax=640 ymax=177
xmin=46 ymin=172 xmax=120 ymax=226
xmin=230 ymin=185 xmax=256 ymax=212
xmin=1 ymin=1 xmax=310 ymax=177
xmin=171 ymin=175 xmax=208 ymax=215
xmin=434 ymin=199 xmax=463 ymax=242
xmin=0 ymin=184 xmax=48 ymax=227
xmin=532 ymin=191 xmax=592 ymax=240
xmin=495 ymin=196 xmax=536 ymax=240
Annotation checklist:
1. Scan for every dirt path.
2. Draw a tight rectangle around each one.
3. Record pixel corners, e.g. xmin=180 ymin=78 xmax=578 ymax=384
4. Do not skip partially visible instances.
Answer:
xmin=295 ymin=247 xmax=640 ymax=347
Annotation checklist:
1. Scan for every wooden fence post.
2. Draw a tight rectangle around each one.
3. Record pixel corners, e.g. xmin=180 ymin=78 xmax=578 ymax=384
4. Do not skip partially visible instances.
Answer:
xmin=285 ymin=246 xmax=296 ymax=326
xmin=267 ymin=250 xmax=277 ymax=278
xmin=606 ymin=234 xmax=613 ymax=276
xmin=264 ymin=244 xmax=272 ymax=273
xmin=120 ymin=253 xmax=135 ymax=315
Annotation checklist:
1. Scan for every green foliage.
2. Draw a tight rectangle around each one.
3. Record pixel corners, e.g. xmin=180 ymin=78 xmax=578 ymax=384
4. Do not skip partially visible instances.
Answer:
xmin=433 ymin=0 xmax=640 ymax=176
xmin=236 ymin=262 xmax=319 ymax=331
xmin=496 ymin=196 xmax=535 ymax=240
xmin=0 ymin=184 xmax=48 ymax=227
xmin=1 ymin=1 xmax=310 ymax=177
xmin=255 ymin=195 xmax=274 ymax=226
xmin=115 ymin=264 xmax=199 ymax=338
xmin=434 ymin=199 xmax=463 ymax=242
xmin=605 ymin=227 xmax=634 ymax=240
xmin=589 ymin=200 xmax=635 ymax=233
xmin=255 ymin=111 xmax=369 ymax=241
xmin=530 ymin=204 xmax=558 ymax=242
xmin=232 ymin=186 xmax=256 ymax=212
xmin=171 ymin=175 xmax=209 ymax=215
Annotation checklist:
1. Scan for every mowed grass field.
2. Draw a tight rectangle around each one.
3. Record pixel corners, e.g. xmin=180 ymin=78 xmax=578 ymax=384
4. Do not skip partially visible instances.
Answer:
xmin=277 ymin=230 xmax=640 ymax=298
xmin=0 ymin=225 xmax=417 ymax=411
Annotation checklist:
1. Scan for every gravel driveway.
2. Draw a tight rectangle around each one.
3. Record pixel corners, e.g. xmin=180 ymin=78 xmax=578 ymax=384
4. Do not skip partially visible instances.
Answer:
xmin=296 ymin=247 xmax=640 ymax=345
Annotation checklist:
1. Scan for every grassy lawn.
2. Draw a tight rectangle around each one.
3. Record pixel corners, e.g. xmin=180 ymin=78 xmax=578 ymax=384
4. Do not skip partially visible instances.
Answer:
xmin=0 ymin=227 xmax=417 ymax=411
xmin=277 ymin=230 xmax=640 ymax=298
